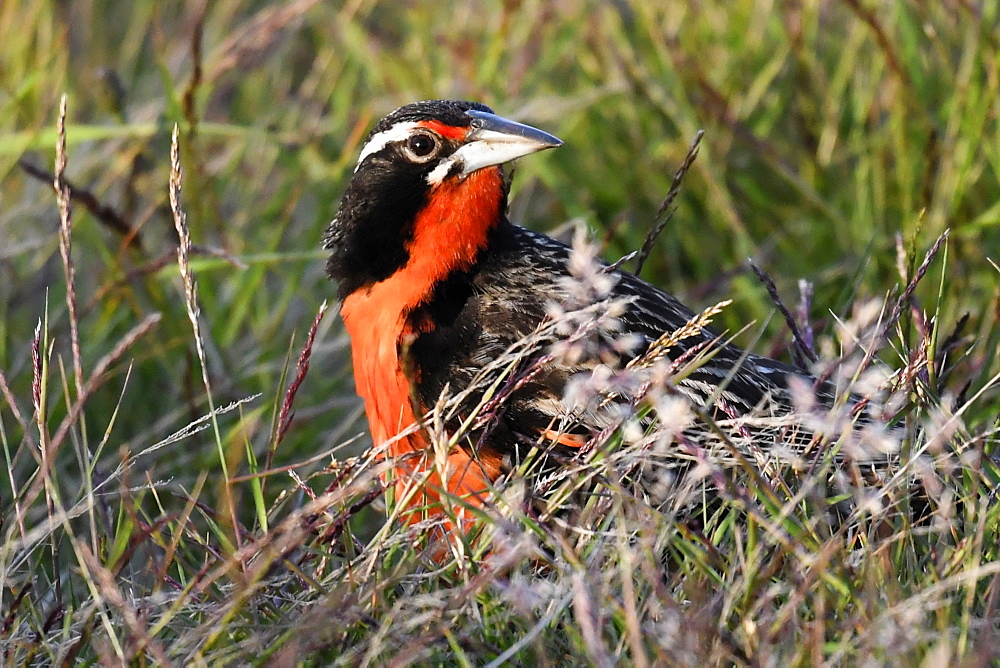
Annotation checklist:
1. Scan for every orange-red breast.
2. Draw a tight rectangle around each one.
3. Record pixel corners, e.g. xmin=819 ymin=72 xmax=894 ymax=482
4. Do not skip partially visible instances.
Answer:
xmin=325 ymin=100 xmax=817 ymax=532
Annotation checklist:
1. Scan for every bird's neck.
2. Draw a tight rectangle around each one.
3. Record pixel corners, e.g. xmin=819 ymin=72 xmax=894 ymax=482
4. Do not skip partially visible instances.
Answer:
xmin=338 ymin=165 xmax=507 ymax=444
xmin=339 ymin=166 xmax=505 ymax=316
xmin=329 ymin=166 xmax=507 ymax=297
xmin=336 ymin=166 xmax=507 ymax=526
xmin=389 ymin=166 xmax=506 ymax=306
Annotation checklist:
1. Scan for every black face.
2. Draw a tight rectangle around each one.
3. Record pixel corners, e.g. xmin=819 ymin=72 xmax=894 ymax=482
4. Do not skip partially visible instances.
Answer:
xmin=324 ymin=100 xmax=495 ymax=297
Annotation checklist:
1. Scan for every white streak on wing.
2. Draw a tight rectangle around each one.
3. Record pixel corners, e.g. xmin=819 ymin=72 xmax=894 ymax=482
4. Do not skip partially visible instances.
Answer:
xmin=354 ymin=121 xmax=420 ymax=172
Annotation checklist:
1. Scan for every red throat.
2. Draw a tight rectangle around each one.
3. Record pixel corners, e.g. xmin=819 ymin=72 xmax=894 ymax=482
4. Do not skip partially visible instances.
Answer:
xmin=340 ymin=166 xmax=506 ymax=529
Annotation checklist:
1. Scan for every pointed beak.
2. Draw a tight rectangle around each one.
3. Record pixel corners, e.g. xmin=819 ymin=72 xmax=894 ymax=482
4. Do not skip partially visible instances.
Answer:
xmin=453 ymin=109 xmax=563 ymax=177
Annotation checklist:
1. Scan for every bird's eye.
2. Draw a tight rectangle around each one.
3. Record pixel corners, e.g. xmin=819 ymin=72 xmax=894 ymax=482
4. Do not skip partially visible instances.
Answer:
xmin=404 ymin=132 xmax=439 ymax=160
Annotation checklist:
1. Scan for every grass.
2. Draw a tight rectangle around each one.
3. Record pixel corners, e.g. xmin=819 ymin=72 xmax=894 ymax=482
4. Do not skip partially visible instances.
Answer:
xmin=2 ymin=0 xmax=999 ymax=664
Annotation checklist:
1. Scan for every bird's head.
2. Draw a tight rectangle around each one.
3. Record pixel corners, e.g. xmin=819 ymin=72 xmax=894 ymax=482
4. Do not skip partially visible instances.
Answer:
xmin=325 ymin=100 xmax=562 ymax=297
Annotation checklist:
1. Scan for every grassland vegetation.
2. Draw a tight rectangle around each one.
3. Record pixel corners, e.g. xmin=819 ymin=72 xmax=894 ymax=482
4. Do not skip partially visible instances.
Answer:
xmin=1 ymin=1 xmax=999 ymax=664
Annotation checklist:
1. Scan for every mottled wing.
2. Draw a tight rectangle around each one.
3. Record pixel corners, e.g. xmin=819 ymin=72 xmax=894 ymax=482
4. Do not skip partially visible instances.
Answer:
xmin=411 ymin=223 xmax=812 ymax=459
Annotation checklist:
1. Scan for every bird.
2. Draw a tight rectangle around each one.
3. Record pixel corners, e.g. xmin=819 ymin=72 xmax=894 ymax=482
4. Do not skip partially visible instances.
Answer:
xmin=324 ymin=100 xmax=843 ymax=534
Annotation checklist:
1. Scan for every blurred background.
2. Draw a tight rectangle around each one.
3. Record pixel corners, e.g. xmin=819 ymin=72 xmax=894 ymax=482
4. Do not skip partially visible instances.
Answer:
xmin=2 ymin=0 xmax=998 ymax=518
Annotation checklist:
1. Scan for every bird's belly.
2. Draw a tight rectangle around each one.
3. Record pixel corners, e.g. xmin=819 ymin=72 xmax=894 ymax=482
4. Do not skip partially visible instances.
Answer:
xmin=340 ymin=287 xmax=503 ymax=528
xmin=340 ymin=293 xmax=416 ymax=449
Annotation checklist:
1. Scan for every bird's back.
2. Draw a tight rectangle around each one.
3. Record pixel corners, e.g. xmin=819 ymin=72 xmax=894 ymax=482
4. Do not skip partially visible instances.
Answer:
xmin=407 ymin=221 xmax=818 ymax=464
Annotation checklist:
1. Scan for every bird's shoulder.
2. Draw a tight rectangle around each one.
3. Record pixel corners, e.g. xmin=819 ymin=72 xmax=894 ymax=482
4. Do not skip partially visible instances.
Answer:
xmin=473 ymin=224 xmax=810 ymax=408
xmin=473 ymin=224 xmax=711 ymax=350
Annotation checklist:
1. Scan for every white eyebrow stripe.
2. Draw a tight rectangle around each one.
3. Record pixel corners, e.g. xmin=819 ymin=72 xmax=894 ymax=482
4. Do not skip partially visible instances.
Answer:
xmin=354 ymin=121 xmax=420 ymax=171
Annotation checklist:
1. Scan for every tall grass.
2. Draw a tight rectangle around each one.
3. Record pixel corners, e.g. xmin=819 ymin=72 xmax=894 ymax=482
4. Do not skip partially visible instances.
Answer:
xmin=1 ymin=0 xmax=998 ymax=664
